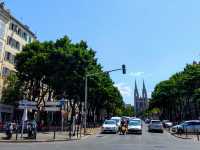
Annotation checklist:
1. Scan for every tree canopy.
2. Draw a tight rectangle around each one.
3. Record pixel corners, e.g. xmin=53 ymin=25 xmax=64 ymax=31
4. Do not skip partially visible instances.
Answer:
xmin=2 ymin=36 xmax=125 ymax=122
xmin=149 ymin=63 xmax=200 ymax=121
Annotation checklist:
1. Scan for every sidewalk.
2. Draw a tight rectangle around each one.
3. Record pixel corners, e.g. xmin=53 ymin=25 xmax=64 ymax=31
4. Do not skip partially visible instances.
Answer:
xmin=165 ymin=128 xmax=200 ymax=141
xmin=0 ymin=128 xmax=100 ymax=143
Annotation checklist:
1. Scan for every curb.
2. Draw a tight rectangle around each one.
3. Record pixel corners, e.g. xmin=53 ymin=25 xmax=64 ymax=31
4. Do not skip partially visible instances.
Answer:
xmin=164 ymin=129 xmax=192 ymax=140
xmin=170 ymin=133 xmax=192 ymax=139
xmin=0 ymin=138 xmax=82 ymax=143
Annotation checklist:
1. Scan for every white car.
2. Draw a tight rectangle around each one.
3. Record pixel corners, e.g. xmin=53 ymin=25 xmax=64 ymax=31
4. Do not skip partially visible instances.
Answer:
xmin=162 ymin=120 xmax=173 ymax=128
xmin=102 ymin=120 xmax=118 ymax=133
xmin=111 ymin=117 xmax=121 ymax=128
xmin=128 ymin=119 xmax=142 ymax=134
xmin=148 ymin=120 xmax=163 ymax=133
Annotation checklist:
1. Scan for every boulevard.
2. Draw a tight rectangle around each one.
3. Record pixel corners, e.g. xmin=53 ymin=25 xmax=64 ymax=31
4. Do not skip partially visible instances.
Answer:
xmin=0 ymin=125 xmax=200 ymax=150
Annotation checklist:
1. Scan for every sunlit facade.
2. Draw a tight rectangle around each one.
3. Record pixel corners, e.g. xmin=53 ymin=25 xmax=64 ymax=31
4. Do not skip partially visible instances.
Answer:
xmin=0 ymin=3 xmax=36 ymax=118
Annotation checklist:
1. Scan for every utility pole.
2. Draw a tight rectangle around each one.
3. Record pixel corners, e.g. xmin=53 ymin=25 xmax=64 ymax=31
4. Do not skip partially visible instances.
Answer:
xmin=84 ymin=76 xmax=88 ymax=135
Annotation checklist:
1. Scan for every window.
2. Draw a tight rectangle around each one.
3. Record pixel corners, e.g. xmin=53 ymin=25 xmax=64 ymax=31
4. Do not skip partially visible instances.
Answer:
xmin=4 ymin=51 xmax=11 ymax=61
xmin=17 ymin=28 xmax=22 ymax=36
xmin=29 ymin=36 xmax=32 ymax=43
xmin=22 ymin=32 xmax=27 ymax=41
xmin=2 ymin=67 xmax=10 ymax=77
xmin=7 ymin=36 xmax=21 ymax=50
xmin=4 ymin=51 xmax=15 ymax=64
xmin=9 ymin=22 xmax=29 ymax=41
xmin=9 ymin=23 xmax=17 ymax=32
xmin=0 ymin=19 xmax=6 ymax=39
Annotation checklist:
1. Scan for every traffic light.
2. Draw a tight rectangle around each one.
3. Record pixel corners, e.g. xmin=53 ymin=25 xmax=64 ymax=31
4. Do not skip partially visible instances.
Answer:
xmin=122 ymin=64 xmax=126 ymax=74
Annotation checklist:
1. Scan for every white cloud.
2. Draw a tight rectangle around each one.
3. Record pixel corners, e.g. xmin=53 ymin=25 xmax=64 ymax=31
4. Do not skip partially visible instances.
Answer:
xmin=114 ymin=83 xmax=132 ymax=97
xmin=129 ymin=71 xmax=144 ymax=77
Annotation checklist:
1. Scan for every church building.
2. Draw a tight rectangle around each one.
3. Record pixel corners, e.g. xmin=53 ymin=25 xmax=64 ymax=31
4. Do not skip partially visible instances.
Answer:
xmin=134 ymin=80 xmax=148 ymax=115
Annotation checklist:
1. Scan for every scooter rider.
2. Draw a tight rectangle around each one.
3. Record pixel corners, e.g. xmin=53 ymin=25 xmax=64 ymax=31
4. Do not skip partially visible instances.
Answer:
xmin=120 ymin=119 xmax=126 ymax=134
xmin=121 ymin=119 xmax=126 ymax=127
xmin=6 ymin=122 xmax=13 ymax=139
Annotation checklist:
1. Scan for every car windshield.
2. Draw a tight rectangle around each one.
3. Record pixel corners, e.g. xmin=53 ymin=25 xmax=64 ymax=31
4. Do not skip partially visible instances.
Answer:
xmin=163 ymin=120 xmax=169 ymax=122
xmin=104 ymin=120 xmax=116 ymax=125
xmin=111 ymin=119 xmax=120 ymax=123
xmin=152 ymin=121 xmax=161 ymax=124
xmin=129 ymin=120 xmax=141 ymax=126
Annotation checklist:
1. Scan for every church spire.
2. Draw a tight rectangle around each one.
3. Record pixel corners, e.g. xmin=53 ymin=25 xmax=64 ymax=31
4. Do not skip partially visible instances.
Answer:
xmin=142 ymin=80 xmax=147 ymax=100
xmin=134 ymin=79 xmax=139 ymax=113
xmin=134 ymin=80 xmax=139 ymax=100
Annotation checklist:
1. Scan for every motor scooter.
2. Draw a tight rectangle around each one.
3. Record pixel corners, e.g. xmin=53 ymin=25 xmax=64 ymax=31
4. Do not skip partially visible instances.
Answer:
xmin=120 ymin=125 xmax=127 ymax=135
xmin=5 ymin=123 xmax=13 ymax=139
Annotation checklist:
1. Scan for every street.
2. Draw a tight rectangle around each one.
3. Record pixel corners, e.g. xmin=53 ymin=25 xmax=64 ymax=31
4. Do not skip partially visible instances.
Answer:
xmin=0 ymin=125 xmax=200 ymax=150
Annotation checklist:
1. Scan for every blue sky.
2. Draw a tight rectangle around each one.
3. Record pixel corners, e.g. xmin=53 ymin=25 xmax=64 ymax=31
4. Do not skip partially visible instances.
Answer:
xmin=5 ymin=0 xmax=200 ymax=105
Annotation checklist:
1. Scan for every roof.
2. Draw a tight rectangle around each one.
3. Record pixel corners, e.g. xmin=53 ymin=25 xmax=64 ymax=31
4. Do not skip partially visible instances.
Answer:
xmin=0 ymin=3 xmax=36 ymax=39
xmin=185 ymin=120 xmax=200 ymax=122
xmin=10 ymin=15 xmax=36 ymax=39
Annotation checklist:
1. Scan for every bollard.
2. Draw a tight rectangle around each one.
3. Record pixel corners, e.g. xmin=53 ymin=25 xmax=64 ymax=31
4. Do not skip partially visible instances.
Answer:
xmin=77 ymin=125 xmax=79 ymax=139
xmin=69 ymin=124 xmax=72 ymax=139
xmin=15 ymin=127 xmax=18 ymax=140
xmin=53 ymin=128 xmax=56 ymax=140
xmin=197 ymin=129 xmax=199 ymax=141
xmin=80 ymin=124 xmax=82 ymax=139
xmin=186 ymin=127 xmax=188 ymax=138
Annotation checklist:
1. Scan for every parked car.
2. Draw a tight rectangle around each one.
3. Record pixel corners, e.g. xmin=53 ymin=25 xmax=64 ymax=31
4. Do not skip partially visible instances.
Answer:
xmin=171 ymin=120 xmax=200 ymax=133
xmin=128 ymin=118 xmax=142 ymax=134
xmin=102 ymin=120 xmax=118 ymax=133
xmin=162 ymin=120 xmax=173 ymax=128
xmin=148 ymin=120 xmax=163 ymax=133
xmin=111 ymin=117 xmax=121 ymax=128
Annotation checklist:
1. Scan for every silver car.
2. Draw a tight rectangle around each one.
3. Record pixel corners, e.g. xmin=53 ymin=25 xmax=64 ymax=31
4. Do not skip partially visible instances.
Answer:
xmin=172 ymin=120 xmax=200 ymax=133
xmin=102 ymin=120 xmax=118 ymax=133
xmin=128 ymin=119 xmax=142 ymax=134
xmin=148 ymin=120 xmax=163 ymax=133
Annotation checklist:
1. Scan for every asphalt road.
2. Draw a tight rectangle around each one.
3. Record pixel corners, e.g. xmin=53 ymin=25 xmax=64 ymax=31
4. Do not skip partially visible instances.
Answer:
xmin=1 ymin=125 xmax=200 ymax=150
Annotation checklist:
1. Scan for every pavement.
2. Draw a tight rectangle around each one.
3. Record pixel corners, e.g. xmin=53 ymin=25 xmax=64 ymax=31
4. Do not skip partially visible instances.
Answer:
xmin=0 ymin=128 xmax=100 ymax=143
xmin=0 ymin=125 xmax=200 ymax=150
xmin=169 ymin=130 xmax=200 ymax=141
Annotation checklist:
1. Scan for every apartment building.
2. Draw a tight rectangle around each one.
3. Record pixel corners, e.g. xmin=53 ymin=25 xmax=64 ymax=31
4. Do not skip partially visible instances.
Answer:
xmin=0 ymin=3 xmax=36 ymax=121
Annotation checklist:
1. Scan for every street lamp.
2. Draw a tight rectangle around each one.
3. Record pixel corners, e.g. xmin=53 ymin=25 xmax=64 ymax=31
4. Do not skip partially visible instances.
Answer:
xmin=84 ymin=65 xmax=126 ymax=135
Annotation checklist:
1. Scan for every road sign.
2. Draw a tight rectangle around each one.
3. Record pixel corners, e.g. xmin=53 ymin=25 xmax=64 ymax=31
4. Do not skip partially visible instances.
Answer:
xmin=44 ymin=107 xmax=60 ymax=111
xmin=45 ymin=101 xmax=60 ymax=106
xmin=18 ymin=100 xmax=37 ymax=106
xmin=18 ymin=105 xmax=37 ymax=110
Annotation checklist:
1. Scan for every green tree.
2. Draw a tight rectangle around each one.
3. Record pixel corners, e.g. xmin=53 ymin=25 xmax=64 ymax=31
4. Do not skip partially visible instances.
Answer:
xmin=1 ymin=73 xmax=23 ymax=105
xmin=14 ymin=35 xmax=124 ymax=123
xmin=122 ymin=105 xmax=135 ymax=116
xmin=150 ymin=63 xmax=200 ymax=121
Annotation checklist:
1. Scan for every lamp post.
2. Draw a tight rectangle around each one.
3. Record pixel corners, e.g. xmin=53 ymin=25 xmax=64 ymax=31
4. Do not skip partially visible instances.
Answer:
xmin=84 ymin=65 xmax=126 ymax=135
xmin=84 ymin=76 xmax=88 ymax=135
